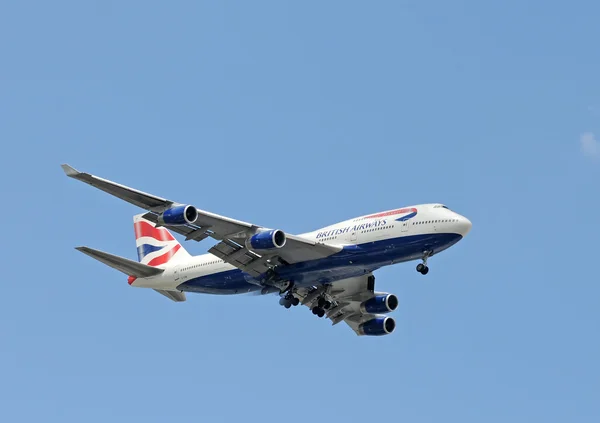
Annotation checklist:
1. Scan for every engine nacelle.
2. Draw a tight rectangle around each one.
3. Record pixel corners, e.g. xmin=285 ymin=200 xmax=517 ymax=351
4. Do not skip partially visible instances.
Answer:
xmin=157 ymin=205 xmax=198 ymax=226
xmin=360 ymin=293 xmax=399 ymax=314
xmin=247 ymin=229 xmax=286 ymax=250
xmin=357 ymin=316 xmax=396 ymax=336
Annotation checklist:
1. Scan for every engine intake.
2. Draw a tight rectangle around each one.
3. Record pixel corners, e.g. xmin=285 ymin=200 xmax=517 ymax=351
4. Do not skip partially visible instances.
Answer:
xmin=248 ymin=229 xmax=286 ymax=250
xmin=358 ymin=316 xmax=396 ymax=336
xmin=360 ymin=294 xmax=399 ymax=314
xmin=157 ymin=205 xmax=198 ymax=226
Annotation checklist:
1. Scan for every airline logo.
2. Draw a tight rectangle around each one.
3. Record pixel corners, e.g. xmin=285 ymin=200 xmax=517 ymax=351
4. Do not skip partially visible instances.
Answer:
xmin=393 ymin=207 xmax=418 ymax=221
xmin=134 ymin=220 xmax=181 ymax=267
xmin=317 ymin=219 xmax=388 ymax=239
xmin=316 ymin=208 xmax=418 ymax=238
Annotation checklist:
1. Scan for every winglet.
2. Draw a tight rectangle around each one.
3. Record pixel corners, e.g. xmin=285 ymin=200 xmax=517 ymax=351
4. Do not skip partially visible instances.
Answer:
xmin=61 ymin=163 xmax=80 ymax=177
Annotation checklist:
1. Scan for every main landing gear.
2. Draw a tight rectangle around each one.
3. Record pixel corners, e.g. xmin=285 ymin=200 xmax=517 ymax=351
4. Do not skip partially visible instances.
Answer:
xmin=279 ymin=287 xmax=332 ymax=319
xmin=279 ymin=293 xmax=300 ymax=309
xmin=416 ymin=250 xmax=433 ymax=275
xmin=311 ymin=297 xmax=331 ymax=318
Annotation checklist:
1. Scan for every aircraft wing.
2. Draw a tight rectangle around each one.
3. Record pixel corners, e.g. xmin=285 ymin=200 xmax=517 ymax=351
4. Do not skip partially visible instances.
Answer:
xmin=295 ymin=274 xmax=395 ymax=335
xmin=62 ymin=164 xmax=341 ymax=278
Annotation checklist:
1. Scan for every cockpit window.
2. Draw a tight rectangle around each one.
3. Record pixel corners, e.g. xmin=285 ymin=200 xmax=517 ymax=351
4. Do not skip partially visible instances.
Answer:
xmin=434 ymin=204 xmax=450 ymax=209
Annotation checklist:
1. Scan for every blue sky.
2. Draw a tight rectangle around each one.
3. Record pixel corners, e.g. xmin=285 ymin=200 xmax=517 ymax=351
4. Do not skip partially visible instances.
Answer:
xmin=1 ymin=1 xmax=599 ymax=421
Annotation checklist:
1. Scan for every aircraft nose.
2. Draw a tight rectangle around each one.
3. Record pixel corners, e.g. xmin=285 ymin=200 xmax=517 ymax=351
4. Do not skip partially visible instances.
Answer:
xmin=457 ymin=215 xmax=472 ymax=236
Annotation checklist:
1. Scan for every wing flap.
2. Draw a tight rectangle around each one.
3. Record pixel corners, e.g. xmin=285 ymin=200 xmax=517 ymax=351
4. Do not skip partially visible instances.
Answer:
xmin=140 ymin=211 xmax=250 ymax=242
xmin=75 ymin=246 xmax=164 ymax=278
xmin=208 ymin=240 xmax=267 ymax=277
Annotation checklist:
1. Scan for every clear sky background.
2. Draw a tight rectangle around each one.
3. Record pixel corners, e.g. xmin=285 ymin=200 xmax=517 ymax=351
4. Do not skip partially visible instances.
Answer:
xmin=1 ymin=1 xmax=599 ymax=422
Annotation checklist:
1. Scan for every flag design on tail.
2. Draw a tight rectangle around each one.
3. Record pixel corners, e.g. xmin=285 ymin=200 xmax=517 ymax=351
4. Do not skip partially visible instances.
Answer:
xmin=134 ymin=214 xmax=190 ymax=266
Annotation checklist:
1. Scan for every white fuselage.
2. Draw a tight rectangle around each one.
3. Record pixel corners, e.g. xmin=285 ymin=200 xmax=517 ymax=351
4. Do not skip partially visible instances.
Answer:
xmin=131 ymin=203 xmax=471 ymax=293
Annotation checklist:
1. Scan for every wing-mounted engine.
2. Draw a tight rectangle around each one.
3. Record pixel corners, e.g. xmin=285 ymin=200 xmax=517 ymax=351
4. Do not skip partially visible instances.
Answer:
xmin=157 ymin=205 xmax=198 ymax=226
xmin=246 ymin=229 xmax=286 ymax=251
xmin=357 ymin=316 xmax=396 ymax=336
xmin=360 ymin=293 xmax=399 ymax=314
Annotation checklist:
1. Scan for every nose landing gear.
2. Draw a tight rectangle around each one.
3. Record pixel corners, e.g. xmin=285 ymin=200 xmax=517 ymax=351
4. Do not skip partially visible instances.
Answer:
xmin=416 ymin=250 xmax=432 ymax=275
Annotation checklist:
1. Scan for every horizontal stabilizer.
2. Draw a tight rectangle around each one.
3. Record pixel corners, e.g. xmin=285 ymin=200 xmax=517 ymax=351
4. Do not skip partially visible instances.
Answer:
xmin=153 ymin=289 xmax=186 ymax=302
xmin=75 ymin=246 xmax=164 ymax=278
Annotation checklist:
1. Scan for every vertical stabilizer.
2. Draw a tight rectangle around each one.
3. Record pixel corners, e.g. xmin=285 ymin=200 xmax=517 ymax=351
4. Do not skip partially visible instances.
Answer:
xmin=133 ymin=214 xmax=191 ymax=266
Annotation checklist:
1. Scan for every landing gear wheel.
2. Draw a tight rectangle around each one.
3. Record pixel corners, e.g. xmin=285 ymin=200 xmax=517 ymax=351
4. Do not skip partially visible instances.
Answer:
xmin=317 ymin=309 xmax=325 ymax=318
xmin=312 ymin=306 xmax=320 ymax=315
xmin=318 ymin=297 xmax=331 ymax=309
xmin=292 ymin=297 xmax=300 ymax=306
xmin=416 ymin=264 xmax=429 ymax=275
xmin=417 ymin=249 xmax=432 ymax=274
xmin=279 ymin=297 xmax=292 ymax=308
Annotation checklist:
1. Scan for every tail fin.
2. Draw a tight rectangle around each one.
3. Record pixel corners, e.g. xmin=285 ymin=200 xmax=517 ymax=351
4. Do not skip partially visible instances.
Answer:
xmin=134 ymin=214 xmax=191 ymax=266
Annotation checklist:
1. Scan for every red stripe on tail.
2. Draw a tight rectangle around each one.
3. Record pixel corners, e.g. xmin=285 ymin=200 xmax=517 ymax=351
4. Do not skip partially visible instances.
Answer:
xmin=147 ymin=244 xmax=181 ymax=266
xmin=134 ymin=221 xmax=175 ymax=241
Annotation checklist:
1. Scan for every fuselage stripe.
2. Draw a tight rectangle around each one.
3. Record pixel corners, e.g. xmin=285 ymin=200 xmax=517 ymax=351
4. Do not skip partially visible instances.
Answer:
xmin=359 ymin=207 xmax=418 ymax=220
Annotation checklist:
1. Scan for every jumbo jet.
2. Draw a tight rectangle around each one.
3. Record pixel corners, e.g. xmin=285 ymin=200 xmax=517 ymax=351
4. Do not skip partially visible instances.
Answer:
xmin=62 ymin=164 xmax=471 ymax=336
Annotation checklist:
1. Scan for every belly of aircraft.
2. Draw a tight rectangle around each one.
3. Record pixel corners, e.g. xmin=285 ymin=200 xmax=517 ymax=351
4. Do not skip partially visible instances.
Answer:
xmin=177 ymin=233 xmax=462 ymax=294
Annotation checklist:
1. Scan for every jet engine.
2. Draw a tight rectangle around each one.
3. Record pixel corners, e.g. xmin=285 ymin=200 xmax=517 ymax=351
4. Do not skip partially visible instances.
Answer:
xmin=360 ymin=293 xmax=399 ymax=314
xmin=157 ymin=205 xmax=198 ymax=226
xmin=357 ymin=316 xmax=396 ymax=336
xmin=247 ymin=229 xmax=286 ymax=250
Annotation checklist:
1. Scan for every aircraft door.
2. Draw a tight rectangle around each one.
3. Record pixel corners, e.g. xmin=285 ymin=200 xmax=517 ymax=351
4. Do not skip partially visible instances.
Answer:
xmin=400 ymin=220 xmax=410 ymax=232
xmin=174 ymin=265 xmax=180 ymax=281
xmin=347 ymin=230 xmax=357 ymax=243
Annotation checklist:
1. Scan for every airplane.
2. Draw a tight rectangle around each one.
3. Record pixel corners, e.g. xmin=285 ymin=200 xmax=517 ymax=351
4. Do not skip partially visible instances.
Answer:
xmin=62 ymin=164 xmax=471 ymax=336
